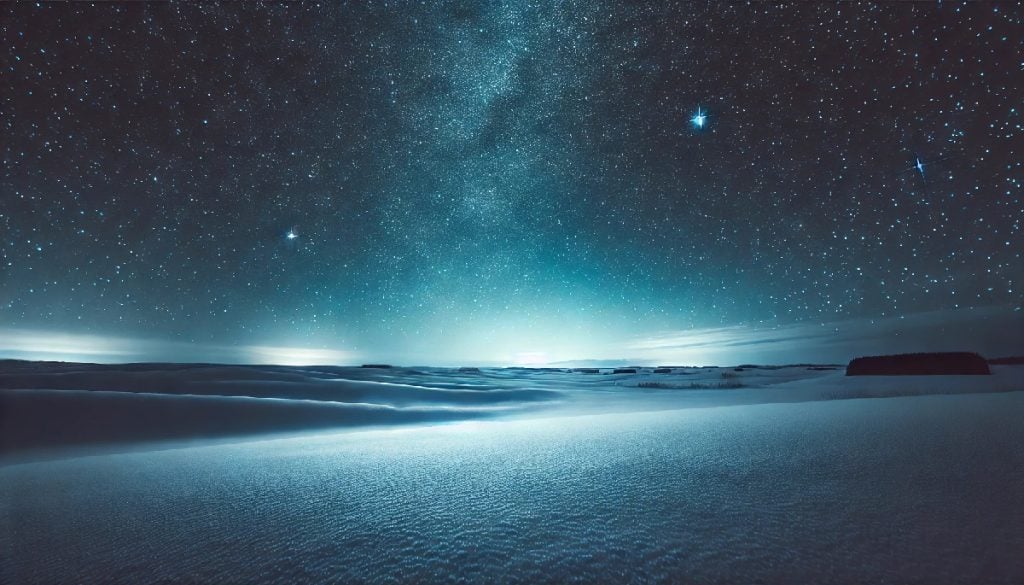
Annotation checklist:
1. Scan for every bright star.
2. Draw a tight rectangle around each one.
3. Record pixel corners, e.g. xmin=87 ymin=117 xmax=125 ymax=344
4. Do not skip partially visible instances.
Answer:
xmin=286 ymin=230 xmax=298 ymax=240
xmin=691 ymin=107 xmax=707 ymax=129
xmin=914 ymin=158 xmax=925 ymax=176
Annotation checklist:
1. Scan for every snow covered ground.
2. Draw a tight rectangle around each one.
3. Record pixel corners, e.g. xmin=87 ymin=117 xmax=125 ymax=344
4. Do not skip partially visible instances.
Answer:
xmin=1 ymin=362 xmax=1023 ymax=582
xmin=3 ymin=361 xmax=1020 ymax=456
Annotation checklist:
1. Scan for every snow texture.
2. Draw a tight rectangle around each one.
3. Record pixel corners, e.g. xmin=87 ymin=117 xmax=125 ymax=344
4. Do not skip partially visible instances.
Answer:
xmin=1 ymin=362 xmax=1023 ymax=583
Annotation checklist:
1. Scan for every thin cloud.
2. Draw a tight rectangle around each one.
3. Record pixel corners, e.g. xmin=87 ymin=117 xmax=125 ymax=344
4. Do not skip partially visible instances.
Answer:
xmin=0 ymin=328 xmax=358 ymax=366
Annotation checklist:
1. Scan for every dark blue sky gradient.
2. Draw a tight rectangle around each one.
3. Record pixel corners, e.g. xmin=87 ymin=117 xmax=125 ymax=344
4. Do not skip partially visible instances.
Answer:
xmin=1 ymin=2 xmax=1021 ymax=365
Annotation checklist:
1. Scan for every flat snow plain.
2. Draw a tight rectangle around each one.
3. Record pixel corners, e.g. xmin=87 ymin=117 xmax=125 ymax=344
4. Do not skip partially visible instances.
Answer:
xmin=1 ymin=362 xmax=1023 ymax=583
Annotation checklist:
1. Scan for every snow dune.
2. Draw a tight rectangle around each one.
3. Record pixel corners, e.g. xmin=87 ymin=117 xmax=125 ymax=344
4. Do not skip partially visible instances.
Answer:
xmin=1 ymin=361 xmax=1022 ymax=582
xmin=1 ymin=361 xmax=1021 ymax=457
xmin=2 ymin=389 xmax=1022 ymax=583
xmin=0 ymin=363 xmax=560 ymax=456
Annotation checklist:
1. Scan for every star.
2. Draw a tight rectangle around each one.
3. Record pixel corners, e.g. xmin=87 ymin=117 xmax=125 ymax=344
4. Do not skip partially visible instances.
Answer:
xmin=691 ymin=107 xmax=707 ymax=129
xmin=286 ymin=230 xmax=298 ymax=240
xmin=914 ymin=157 xmax=925 ymax=176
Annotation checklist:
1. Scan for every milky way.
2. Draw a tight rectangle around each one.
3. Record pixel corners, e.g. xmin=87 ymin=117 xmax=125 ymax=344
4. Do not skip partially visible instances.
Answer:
xmin=1 ymin=2 xmax=1021 ymax=364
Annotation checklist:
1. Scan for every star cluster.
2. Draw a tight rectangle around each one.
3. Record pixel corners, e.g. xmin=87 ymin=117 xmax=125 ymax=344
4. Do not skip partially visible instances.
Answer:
xmin=1 ymin=2 xmax=1021 ymax=363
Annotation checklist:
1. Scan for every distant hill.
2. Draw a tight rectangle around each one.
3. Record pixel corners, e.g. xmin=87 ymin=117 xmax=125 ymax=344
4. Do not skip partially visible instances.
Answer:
xmin=846 ymin=352 xmax=990 ymax=376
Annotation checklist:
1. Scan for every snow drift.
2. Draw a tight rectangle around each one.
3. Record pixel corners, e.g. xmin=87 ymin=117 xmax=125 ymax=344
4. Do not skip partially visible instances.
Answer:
xmin=1 ymin=360 xmax=1021 ymax=458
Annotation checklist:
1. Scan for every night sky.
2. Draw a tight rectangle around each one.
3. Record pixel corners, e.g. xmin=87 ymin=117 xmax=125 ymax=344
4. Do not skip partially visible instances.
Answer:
xmin=2 ymin=2 xmax=1021 ymax=365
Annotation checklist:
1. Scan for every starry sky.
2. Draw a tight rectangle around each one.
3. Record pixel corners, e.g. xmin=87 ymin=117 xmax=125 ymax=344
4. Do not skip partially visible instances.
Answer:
xmin=1 ymin=2 xmax=1021 ymax=366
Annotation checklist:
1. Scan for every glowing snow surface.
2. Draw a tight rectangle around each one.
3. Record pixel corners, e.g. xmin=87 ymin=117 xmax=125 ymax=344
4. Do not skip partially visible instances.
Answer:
xmin=1 ymin=364 xmax=1023 ymax=582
